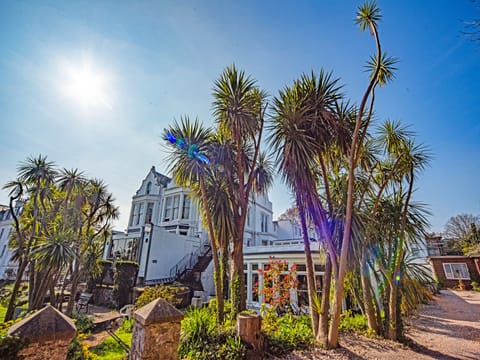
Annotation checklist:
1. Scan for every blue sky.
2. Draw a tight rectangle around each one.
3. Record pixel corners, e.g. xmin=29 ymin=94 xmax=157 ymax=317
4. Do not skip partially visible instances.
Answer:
xmin=1 ymin=0 xmax=479 ymax=232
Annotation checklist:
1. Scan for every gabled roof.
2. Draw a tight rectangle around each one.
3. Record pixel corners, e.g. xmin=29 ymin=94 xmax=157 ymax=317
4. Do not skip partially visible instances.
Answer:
xmin=151 ymin=166 xmax=171 ymax=187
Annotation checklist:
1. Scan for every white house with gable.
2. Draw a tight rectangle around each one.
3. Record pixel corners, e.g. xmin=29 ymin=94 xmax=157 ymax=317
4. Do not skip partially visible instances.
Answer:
xmin=106 ymin=166 xmax=325 ymax=307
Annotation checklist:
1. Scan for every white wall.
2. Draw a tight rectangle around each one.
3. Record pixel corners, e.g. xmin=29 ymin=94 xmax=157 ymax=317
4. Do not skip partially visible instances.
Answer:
xmin=0 ymin=205 xmax=19 ymax=280
xmin=200 ymin=260 xmax=215 ymax=297
xmin=142 ymin=228 xmax=202 ymax=281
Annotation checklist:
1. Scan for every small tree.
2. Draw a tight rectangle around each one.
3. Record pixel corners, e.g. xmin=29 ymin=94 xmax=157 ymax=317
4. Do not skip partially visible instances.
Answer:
xmin=257 ymin=259 xmax=298 ymax=312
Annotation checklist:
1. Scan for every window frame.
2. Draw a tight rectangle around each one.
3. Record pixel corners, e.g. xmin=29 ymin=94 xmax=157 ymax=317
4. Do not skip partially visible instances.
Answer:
xmin=442 ymin=263 xmax=470 ymax=280
xmin=182 ymin=196 xmax=191 ymax=220
xmin=261 ymin=213 xmax=268 ymax=233
xmin=163 ymin=197 xmax=173 ymax=221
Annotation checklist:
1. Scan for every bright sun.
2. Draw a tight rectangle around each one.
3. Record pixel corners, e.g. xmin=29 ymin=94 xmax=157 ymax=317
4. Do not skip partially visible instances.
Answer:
xmin=63 ymin=61 xmax=112 ymax=110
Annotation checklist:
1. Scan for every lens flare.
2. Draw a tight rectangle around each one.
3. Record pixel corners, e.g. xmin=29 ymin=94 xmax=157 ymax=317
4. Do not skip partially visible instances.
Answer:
xmin=165 ymin=132 xmax=210 ymax=164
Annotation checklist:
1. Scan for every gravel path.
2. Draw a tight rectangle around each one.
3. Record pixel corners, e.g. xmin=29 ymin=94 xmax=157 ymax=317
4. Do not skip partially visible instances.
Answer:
xmin=405 ymin=289 xmax=480 ymax=360
xmin=279 ymin=290 xmax=480 ymax=360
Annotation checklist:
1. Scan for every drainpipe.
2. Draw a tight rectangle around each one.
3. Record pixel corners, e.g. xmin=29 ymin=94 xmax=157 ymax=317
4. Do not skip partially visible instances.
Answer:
xmin=143 ymin=222 xmax=153 ymax=283
xmin=134 ymin=227 xmax=144 ymax=286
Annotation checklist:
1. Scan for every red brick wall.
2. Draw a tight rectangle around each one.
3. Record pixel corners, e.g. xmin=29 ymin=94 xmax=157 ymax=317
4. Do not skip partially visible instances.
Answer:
xmin=429 ymin=257 xmax=480 ymax=289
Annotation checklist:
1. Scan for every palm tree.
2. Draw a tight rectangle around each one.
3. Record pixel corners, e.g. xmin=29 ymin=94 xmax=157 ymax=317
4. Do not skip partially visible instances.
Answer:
xmin=163 ymin=116 xmax=227 ymax=322
xmin=345 ymin=120 xmax=432 ymax=339
xmin=379 ymin=122 xmax=431 ymax=340
xmin=14 ymin=155 xmax=58 ymax=310
xmin=65 ymin=178 xmax=119 ymax=315
xmin=212 ymin=65 xmax=271 ymax=315
xmin=269 ymin=70 xmax=345 ymax=343
xmin=30 ymin=230 xmax=76 ymax=309
xmin=328 ymin=1 xmax=390 ymax=348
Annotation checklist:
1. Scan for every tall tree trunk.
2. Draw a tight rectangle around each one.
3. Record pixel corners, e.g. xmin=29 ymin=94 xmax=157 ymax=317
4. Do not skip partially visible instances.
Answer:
xmin=230 ymin=234 xmax=246 ymax=317
xmin=382 ymin=280 xmax=391 ymax=337
xmin=49 ymin=277 xmax=58 ymax=307
xmin=199 ymin=179 xmax=224 ymax=323
xmin=221 ymin=241 xmax=229 ymax=300
xmin=4 ymin=260 xmax=28 ymax=321
xmin=360 ymin=253 xmax=378 ymax=334
xmin=66 ymin=260 xmax=81 ymax=316
xmin=31 ymin=268 xmax=54 ymax=310
xmin=328 ymin=18 xmax=382 ymax=349
xmin=317 ymin=253 xmax=332 ymax=346
xmin=57 ymin=268 xmax=71 ymax=310
xmin=298 ymin=200 xmax=319 ymax=336
xmin=231 ymin=197 xmax=249 ymax=316
xmin=388 ymin=281 xmax=399 ymax=340
xmin=212 ymin=245 xmax=224 ymax=323
xmin=28 ymin=262 xmax=36 ymax=311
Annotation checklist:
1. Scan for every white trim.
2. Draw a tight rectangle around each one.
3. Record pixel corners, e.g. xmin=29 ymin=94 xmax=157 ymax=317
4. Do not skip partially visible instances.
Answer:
xmin=442 ymin=263 xmax=470 ymax=280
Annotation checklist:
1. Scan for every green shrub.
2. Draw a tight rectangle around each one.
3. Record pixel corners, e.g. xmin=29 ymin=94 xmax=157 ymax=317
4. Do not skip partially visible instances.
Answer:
xmin=0 ymin=335 xmax=27 ymax=359
xmin=339 ymin=310 xmax=368 ymax=333
xmin=262 ymin=309 xmax=313 ymax=355
xmin=471 ymin=281 xmax=480 ymax=292
xmin=135 ymin=284 xmax=184 ymax=308
xmin=207 ymin=298 xmax=232 ymax=315
xmin=179 ymin=307 xmax=246 ymax=360
xmin=113 ymin=261 xmax=138 ymax=309
xmin=71 ymin=311 xmax=94 ymax=334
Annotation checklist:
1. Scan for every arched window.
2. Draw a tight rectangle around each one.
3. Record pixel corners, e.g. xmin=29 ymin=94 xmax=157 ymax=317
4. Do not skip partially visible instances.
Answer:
xmin=146 ymin=181 xmax=152 ymax=194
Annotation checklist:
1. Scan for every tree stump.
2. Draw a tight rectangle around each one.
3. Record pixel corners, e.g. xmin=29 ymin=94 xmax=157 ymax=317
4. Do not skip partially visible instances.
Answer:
xmin=236 ymin=313 xmax=264 ymax=359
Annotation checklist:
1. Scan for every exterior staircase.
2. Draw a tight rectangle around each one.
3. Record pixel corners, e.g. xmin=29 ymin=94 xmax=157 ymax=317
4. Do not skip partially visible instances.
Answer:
xmin=145 ymin=238 xmax=212 ymax=287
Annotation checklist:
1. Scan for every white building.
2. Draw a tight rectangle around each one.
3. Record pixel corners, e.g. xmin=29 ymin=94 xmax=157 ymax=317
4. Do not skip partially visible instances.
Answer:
xmin=0 ymin=202 xmax=23 ymax=280
xmin=106 ymin=166 xmax=325 ymax=307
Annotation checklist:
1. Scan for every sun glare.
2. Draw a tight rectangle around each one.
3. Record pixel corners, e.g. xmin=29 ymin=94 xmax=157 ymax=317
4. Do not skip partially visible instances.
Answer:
xmin=62 ymin=60 xmax=112 ymax=110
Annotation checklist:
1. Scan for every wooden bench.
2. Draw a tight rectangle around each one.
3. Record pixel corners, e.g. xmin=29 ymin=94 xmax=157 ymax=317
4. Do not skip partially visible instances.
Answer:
xmin=75 ymin=293 xmax=93 ymax=313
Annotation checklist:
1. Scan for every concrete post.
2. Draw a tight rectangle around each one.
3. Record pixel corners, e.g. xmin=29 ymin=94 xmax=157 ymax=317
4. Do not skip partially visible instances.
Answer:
xmin=7 ymin=305 xmax=77 ymax=360
xmin=129 ymin=298 xmax=184 ymax=360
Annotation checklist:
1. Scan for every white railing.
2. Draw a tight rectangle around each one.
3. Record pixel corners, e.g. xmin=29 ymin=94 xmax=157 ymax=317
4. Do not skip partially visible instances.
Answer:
xmin=244 ymin=239 xmax=320 ymax=254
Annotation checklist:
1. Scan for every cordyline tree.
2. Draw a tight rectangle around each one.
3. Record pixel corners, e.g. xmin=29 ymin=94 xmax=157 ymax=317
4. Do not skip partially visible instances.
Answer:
xmin=163 ymin=118 xmax=227 ymax=323
xmin=269 ymin=69 xmax=348 ymax=345
xmin=338 ymin=120 xmax=433 ymax=340
xmin=269 ymin=1 xmax=398 ymax=348
xmin=212 ymin=65 xmax=273 ymax=316
xmin=328 ymin=1 xmax=395 ymax=348
xmin=163 ymin=66 xmax=273 ymax=319
xmin=3 ymin=155 xmax=118 ymax=320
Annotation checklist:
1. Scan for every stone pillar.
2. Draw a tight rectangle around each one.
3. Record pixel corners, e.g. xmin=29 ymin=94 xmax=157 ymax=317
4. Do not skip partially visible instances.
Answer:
xmin=129 ymin=298 xmax=184 ymax=360
xmin=7 ymin=304 xmax=77 ymax=360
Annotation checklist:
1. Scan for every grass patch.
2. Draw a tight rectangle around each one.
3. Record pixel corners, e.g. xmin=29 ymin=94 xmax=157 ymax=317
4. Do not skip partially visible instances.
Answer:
xmin=90 ymin=320 xmax=133 ymax=360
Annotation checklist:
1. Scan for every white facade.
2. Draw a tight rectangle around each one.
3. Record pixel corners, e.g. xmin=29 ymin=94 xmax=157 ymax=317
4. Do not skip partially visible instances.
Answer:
xmin=107 ymin=166 xmax=328 ymax=305
xmin=106 ymin=167 xmax=203 ymax=283
xmin=107 ymin=167 xmax=280 ymax=286
xmin=0 ymin=203 xmax=22 ymax=280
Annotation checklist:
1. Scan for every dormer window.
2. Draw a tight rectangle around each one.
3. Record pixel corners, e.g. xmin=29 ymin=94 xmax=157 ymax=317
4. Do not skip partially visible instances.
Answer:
xmin=146 ymin=182 xmax=152 ymax=195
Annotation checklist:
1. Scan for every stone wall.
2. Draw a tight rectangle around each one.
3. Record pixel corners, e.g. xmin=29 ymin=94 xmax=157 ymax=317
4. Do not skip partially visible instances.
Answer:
xmin=93 ymin=285 xmax=115 ymax=307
